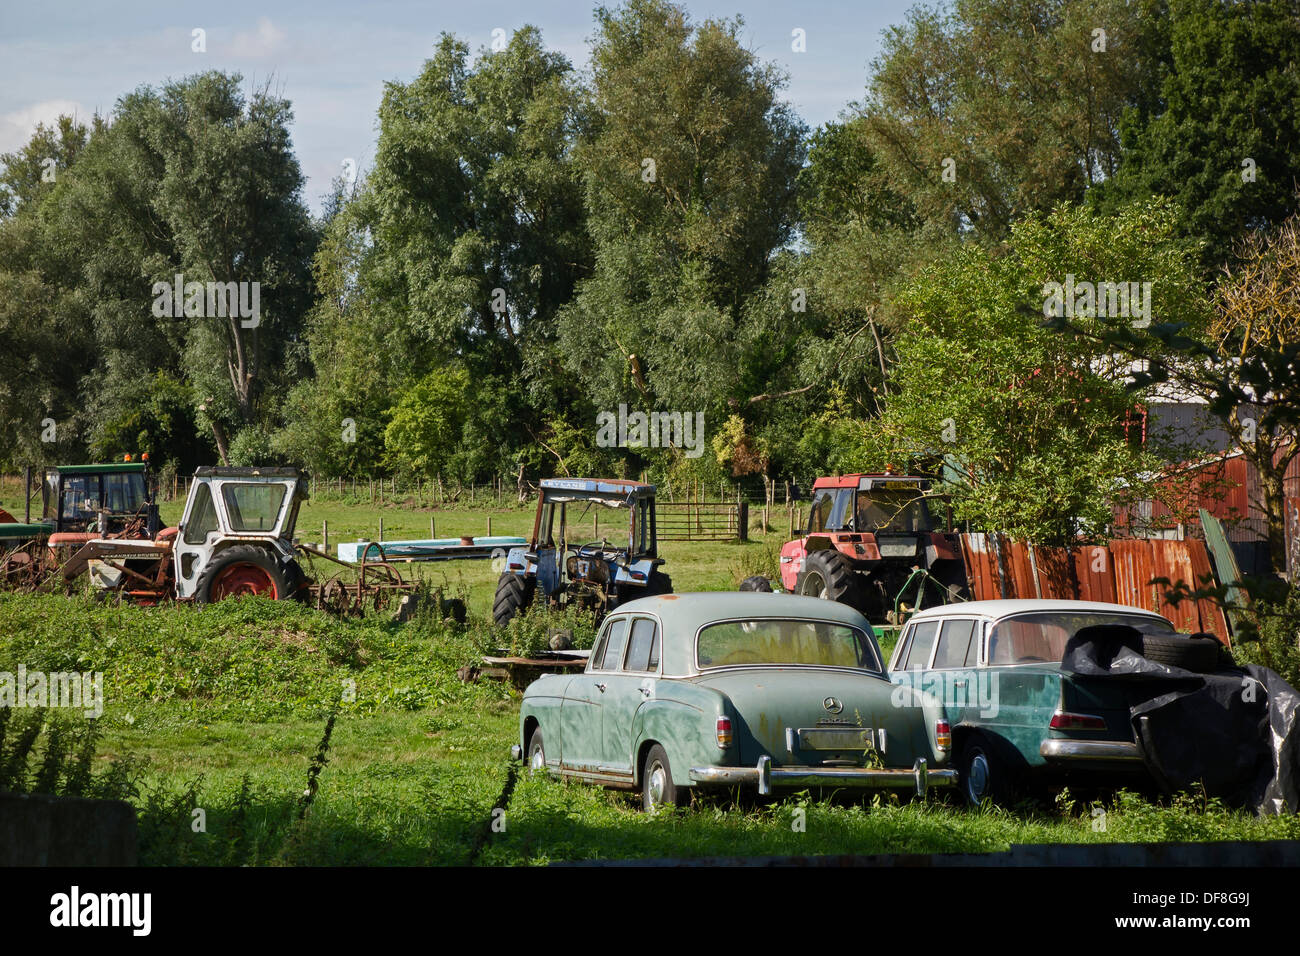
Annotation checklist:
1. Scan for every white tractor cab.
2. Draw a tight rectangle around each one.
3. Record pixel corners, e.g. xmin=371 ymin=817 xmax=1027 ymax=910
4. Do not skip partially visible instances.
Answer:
xmin=63 ymin=466 xmax=308 ymax=604
xmin=173 ymin=467 xmax=306 ymax=601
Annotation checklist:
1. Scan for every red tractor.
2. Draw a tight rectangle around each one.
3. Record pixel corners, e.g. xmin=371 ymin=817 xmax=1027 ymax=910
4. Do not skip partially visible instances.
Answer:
xmin=779 ymin=474 xmax=968 ymax=624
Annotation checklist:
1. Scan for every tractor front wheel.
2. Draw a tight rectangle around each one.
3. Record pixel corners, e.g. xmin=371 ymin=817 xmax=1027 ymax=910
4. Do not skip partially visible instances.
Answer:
xmin=196 ymin=546 xmax=292 ymax=605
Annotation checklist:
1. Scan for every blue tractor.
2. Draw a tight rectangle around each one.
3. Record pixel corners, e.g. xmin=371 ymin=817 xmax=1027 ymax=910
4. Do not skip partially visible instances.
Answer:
xmin=493 ymin=478 xmax=672 ymax=627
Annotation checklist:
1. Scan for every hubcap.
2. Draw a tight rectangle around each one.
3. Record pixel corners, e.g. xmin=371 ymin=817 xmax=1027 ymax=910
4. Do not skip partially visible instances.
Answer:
xmin=529 ymin=743 xmax=545 ymax=772
xmin=802 ymin=572 xmax=829 ymax=600
xmin=966 ymin=752 xmax=990 ymax=802
xmin=647 ymin=762 xmax=667 ymax=807
xmin=212 ymin=563 xmax=277 ymax=600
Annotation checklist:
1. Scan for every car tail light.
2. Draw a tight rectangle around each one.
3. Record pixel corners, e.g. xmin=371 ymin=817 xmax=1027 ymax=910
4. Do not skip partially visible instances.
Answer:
xmin=1049 ymin=711 xmax=1108 ymax=731
xmin=716 ymin=716 xmax=733 ymax=749
xmin=935 ymin=718 xmax=951 ymax=753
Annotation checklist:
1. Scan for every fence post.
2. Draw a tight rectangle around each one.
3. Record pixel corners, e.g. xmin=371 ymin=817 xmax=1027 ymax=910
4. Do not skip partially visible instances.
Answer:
xmin=739 ymin=501 xmax=748 ymax=541
xmin=379 ymin=517 xmax=384 ymax=542
xmin=487 ymin=515 xmax=493 ymax=537
xmin=323 ymin=520 xmax=329 ymax=552
xmin=430 ymin=516 xmax=435 ymax=539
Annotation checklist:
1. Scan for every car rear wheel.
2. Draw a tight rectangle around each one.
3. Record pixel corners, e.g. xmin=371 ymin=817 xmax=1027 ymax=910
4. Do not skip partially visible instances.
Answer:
xmin=958 ymin=734 xmax=1014 ymax=807
xmin=642 ymin=744 xmax=685 ymax=813
xmin=527 ymin=728 xmax=547 ymax=776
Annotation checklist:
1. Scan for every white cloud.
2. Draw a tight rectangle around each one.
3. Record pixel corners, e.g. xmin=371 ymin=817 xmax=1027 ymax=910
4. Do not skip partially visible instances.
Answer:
xmin=0 ymin=99 xmax=90 ymax=154
xmin=229 ymin=17 xmax=287 ymax=58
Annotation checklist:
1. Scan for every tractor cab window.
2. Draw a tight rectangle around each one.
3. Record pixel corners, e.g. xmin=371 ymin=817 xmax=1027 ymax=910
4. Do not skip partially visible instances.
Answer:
xmin=102 ymin=473 xmax=146 ymax=513
xmin=183 ymin=483 xmax=220 ymax=545
xmin=221 ymin=483 xmax=286 ymax=532
xmin=630 ymin=499 xmax=653 ymax=556
xmin=855 ymin=491 xmax=932 ymax=533
xmin=59 ymin=476 xmax=100 ymax=522
xmin=536 ymin=502 xmax=555 ymax=547
xmin=808 ymin=489 xmax=852 ymax=533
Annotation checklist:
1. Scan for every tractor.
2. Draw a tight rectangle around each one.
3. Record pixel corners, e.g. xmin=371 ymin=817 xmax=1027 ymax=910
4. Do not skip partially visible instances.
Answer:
xmin=779 ymin=473 xmax=967 ymax=624
xmin=41 ymin=461 xmax=159 ymax=538
xmin=62 ymin=466 xmax=310 ymax=604
xmin=493 ymin=478 xmax=672 ymax=627
xmin=0 ymin=460 xmax=159 ymax=590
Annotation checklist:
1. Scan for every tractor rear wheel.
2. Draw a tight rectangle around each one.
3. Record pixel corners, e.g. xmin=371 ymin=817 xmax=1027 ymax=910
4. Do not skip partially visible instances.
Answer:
xmin=493 ymin=573 xmax=536 ymax=627
xmin=796 ymin=549 xmax=861 ymax=609
xmin=196 ymin=545 xmax=291 ymax=605
xmin=643 ymin=570 xmax=673 ymax=596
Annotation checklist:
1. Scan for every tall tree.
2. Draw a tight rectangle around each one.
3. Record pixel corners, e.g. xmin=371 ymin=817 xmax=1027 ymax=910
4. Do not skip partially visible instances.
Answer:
xmin=873 ymin=201 xmax=1206 ymax=542
xmin=862 ymin=0 xmax=1162 ymax=237
xmin=367 ymin=27 xmax=588 ymax=375
xmin=1095 ymin=0 xmax=1300 ymax=269
xmin=556 ymin=0 xmax=806 ymax=425
xmin=50 ymin=73 xmax=316 ymax=464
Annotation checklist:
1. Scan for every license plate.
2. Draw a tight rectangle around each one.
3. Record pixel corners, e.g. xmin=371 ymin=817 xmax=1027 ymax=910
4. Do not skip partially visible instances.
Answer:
xmin=797 ymin=728 xmax=874 ymax=751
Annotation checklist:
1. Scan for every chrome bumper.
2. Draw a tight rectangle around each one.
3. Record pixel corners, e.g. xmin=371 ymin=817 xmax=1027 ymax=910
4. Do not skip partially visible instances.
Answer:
xmin=1040 ymin=739 xmax=1142 ymax=762
xmin=689 ymin=756 xmax=956 ymax=797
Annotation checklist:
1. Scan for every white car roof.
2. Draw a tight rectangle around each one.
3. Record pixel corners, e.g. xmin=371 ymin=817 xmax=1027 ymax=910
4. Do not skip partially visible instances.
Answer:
xmin=907 ymin=598 xmax=1172 ymax=623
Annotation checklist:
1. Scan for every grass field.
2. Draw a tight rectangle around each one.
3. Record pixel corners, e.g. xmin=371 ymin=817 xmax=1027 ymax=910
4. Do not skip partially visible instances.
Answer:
xmin=3 ymin=490 xmax=1299 ymax=865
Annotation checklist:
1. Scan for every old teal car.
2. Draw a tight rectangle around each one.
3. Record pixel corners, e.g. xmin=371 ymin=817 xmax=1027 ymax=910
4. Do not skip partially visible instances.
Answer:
xmin=888 ymin=599 xmax=1187 ymax=805
xmin=511 ymin=592 xmax=956 ymax=811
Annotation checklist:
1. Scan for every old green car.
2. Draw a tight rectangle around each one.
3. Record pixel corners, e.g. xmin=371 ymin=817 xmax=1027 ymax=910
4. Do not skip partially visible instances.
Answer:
xmin=511 ymin=592 xmax=956 ymax=811
xmin=888 ymin=599 xmax=1193 ymax=805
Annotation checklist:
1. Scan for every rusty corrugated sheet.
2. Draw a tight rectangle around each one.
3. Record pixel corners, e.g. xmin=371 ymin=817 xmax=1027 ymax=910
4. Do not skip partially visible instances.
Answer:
xmin=1109 ymin=539 xmax=1157 ymax=612
xmin=1074 ymin=543 xmax=1117 ymax=604
xmin=1006 ymin=538 xmax=1038 ymax=599
xmin=1032 ymin=545 xmax=1076 ymax=599
xmin=1151 ymin=539 xmax=1199 ymax=633
xmin=959 ymin=533 xmax=1001 ymax=601
xmin=1187 ymin=540 xmax=1230 ymax=644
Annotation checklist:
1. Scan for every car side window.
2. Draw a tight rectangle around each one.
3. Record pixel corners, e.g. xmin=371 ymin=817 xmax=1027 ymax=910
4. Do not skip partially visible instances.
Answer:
xmin=624 ymin=618 xmax=659 ymax=672
xmin=932 ymin=619 xmax=977 ymax=669
xmin=900 ymin=620 xmax=939 ymax=670
xmin=598 ymin=618 xmax=630 ymax=671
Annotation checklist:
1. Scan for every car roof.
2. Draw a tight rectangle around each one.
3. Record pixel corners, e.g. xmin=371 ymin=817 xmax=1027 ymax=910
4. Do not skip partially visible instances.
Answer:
xmin=611 ymin=592 xmax=874 ymax=629
xmin=608 ymin=592 xmax=876 ymax=675
xmin=907 ymin=598 xmax=1172 ymax=622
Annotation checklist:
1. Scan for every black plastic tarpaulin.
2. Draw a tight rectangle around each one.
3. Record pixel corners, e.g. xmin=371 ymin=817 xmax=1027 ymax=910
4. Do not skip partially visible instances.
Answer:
xmin=1062 ymin=624 xmax=1300 ymax=814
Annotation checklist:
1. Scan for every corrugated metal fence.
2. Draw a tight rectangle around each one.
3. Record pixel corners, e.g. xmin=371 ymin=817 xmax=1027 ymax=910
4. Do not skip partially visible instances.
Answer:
xmin=959 ymin=534 xmax=1230 ymax=642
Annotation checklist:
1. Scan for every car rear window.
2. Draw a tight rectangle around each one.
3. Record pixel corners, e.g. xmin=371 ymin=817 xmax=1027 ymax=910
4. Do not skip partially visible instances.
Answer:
xmin=988 ymin=611 xmax=1175 ymax=665
xmin=696 ymin=620 xmax=880 ymax=671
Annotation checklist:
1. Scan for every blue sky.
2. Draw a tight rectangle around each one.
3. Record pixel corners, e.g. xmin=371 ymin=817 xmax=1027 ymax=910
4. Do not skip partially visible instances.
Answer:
xmin=1 ymin=0 xmax=916 ymax=212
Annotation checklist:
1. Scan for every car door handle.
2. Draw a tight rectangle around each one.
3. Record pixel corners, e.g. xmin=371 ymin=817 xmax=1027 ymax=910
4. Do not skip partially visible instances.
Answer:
xmin=594 ymin=682 xmax=606 ymax=693
xmin=639 ymin=686 xmax=651 ymax=697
